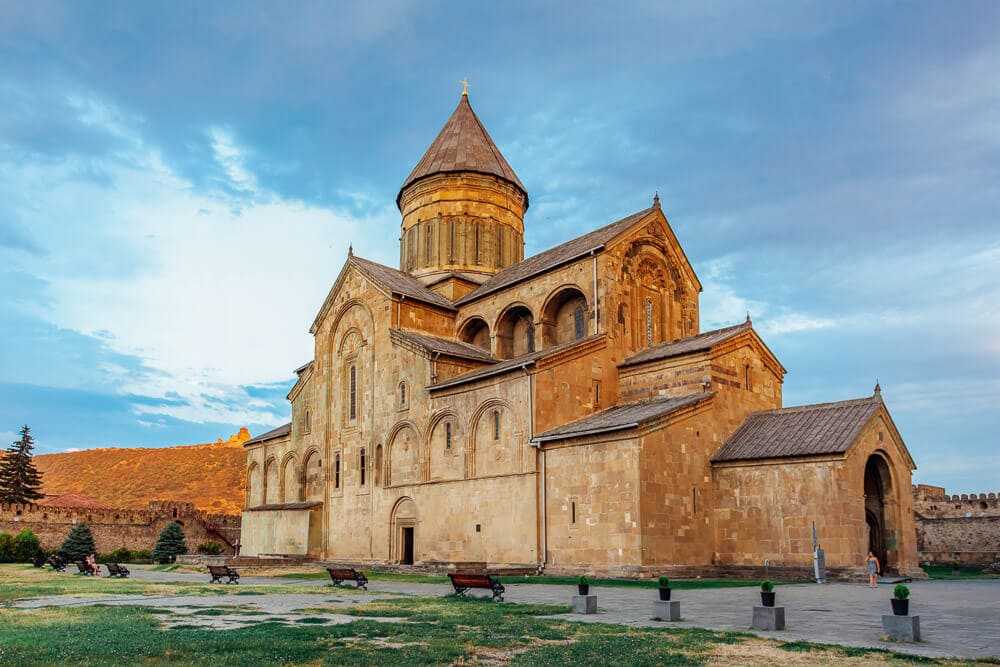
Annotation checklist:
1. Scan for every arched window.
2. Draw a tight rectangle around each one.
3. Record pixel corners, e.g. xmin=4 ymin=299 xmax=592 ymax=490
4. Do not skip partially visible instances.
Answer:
xmin=493 ymin=410 xmax=500 ymax=441
xmin=526 ymin=322 xmax=535 ymax=353
xmin=744 ymin=364 xmax=751 ymax=391
xmin=399 ymin=381 xmax=407 ymax=409
xmin=304 ymin=409 xmax=311 ymax=433
xmin=349 ymin=365 xmax=357 ymax=420
xmin=425 ymin=225 xmax=432 ymax=264
xmin=445 ymin=422 xmax=452 ymax=450
xmin=360 ymin=447 xmax=366 ymax=486
xmin=574 ymin=307 xmax=585 ymax=340
xmin=374 ymin=445 xmax=383 ymax=486
xmin=334 ymin=453 xmax=341 ymax=489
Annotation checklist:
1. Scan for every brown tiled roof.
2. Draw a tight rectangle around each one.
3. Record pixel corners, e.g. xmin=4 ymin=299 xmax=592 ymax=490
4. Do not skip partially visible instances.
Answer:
xmin=391 ymin=329 xmax=494 ymax=362
xmin=246 ymin=501 xmax=323 ymax=512
xmin=620 ymin=321 xmax=752 ymax=368
xmin=351 ymin=256 xmax=456 ymax=311
xmin=711 ymin=395 xmax=882 ymax=462
xmin=533 ymin=393 xmax=710 ymax=443
xmin=243 ymin=423 xmax=292 ymax=447
xmin=455 ymin=206 xmax=654 ymax=305
xmin=398 ymin=94 xmax=527 ymax=208
xmin=428 ymin=335 xmax=602 ymax=391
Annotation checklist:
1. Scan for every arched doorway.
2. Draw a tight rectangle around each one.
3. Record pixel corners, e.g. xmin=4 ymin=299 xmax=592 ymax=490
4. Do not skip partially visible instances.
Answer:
xmin=390 ymin=497 xmax=417 ymax=565
xmin=864 ymin=454 xmax=893 ymax=572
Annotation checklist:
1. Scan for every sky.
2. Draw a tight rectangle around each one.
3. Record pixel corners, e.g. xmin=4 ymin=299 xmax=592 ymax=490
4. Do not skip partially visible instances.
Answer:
xmin=0 ymin=1 xmax=997 ymax=492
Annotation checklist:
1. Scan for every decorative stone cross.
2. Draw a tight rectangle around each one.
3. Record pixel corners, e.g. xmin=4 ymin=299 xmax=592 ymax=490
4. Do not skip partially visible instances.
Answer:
xmin=460 ymin=77 xmax=470 ymax=95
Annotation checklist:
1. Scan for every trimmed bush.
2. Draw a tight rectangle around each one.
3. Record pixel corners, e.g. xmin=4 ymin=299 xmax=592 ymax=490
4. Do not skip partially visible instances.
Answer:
xmin=12 ymin=529 xmax=42 ymax=562
xmin=657 ymin=575 xmax=670 ymax=588
xmin=131 ymin=549 xmax=152 ymax=563
xmin=893 ymin=584 xmax=910 ymax=600
xmin=0 ymin=533 xmax=14 ymax=563
xmin=196 ymin=541 xmax=224 ymax=556
xmin=760 ymin=580 xmax=774 ymax=592
xmin=99 ymin=547 xmax=134 ymax=564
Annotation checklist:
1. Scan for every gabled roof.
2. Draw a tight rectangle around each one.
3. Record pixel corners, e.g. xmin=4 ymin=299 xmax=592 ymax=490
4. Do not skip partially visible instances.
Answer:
xmin=243 ymin=423 xmax=292 ymax=447
xmin=428 ymin=334 xmax=602 ymax=391
xmin=350 ymin=256 xmax=456 ymax=311
xmin=711 ymin=395 xmax=883 ymax=462
xmin=533 ymin=392 xmax=710 ymax=443
xmin=621 ymin=321 xmax=752 ymax=368
xmin=390 ymin=329 xmax=494 ymax=362
xmin=455 ymin=206 xmax=655 ymax=305
xmin=398 ymin=94 xmax=527 ymax=209
xmin=38 ymin=493 xmax=115 ymax=510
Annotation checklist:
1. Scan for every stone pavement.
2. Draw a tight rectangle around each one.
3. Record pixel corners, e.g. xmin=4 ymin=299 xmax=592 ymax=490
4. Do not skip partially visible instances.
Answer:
xmin=14 ymin=567 xmax=1000 ymax=660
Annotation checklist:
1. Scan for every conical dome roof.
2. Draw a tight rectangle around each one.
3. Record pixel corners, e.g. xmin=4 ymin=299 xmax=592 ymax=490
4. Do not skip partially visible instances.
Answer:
xmin=397 ymin=94 xmax=528 ymax=209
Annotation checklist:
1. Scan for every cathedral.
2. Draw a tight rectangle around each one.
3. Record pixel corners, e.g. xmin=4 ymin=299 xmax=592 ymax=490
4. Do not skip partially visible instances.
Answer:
xmin=240 ymin=91 xmax=921 ymax=578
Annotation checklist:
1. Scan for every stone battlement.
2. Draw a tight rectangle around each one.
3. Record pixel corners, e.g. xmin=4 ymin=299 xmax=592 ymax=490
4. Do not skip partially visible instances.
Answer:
xmin=912 ymin=484 xmax=1000 ymax=566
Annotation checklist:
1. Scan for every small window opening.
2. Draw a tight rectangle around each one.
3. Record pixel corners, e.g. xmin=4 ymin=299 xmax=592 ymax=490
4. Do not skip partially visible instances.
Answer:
xmin=400 ymin=382 xmax=407 ymax=409
xmin=425 ymin=225 xmax=431 ymax=264
xmin=646 ymin=298 xmax=654 ymax=346
xmin=304 ymin=410 xmax=311 ymax=432
xmin=593 ymin=380 xmax=601 ymax=407
xmin=334 ymin=453 xmax=341 ymax=489
xmin=571 ymin=501 xmax=577 ymax=524
xmin=574 ymin=307 xmax=585 ymax=340
xmin=172 ymin=508 xmax=178 ymax=519
xmin=744 ymin=364 xmax=751 ymax=391
xmin=493 ymin=410 xmax=500 ymax=441
xmin=445 ymin=422 xmax=452 ymax=450
xmin=360 ymin=448 xmax=366 ymax=486
xmin=349 ymin=365 xmax=357 ymax=420
xmin=878 ymin=431 xmax=884 ymax=442
xmin=692 ymin=487 xmax=698 ymax=513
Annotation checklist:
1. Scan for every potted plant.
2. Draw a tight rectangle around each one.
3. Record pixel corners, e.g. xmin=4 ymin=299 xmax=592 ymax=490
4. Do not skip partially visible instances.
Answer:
xmin=891 ymin=583 xmax=910 ymax=616
xmin=657 ymin=575 xmax=671 ymax=601
xmin=759 ymin=580 xmax=775 ymax=607
xmin=577 ymin=575 xmax=590 ymax=596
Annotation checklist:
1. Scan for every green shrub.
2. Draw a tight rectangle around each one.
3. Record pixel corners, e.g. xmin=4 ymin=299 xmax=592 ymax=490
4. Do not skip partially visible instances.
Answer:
xmin=577 ymin=575 xmax=589 ymax=585
xmin=0 ymin=532 xmax=13 ymax=563
xmin=12 ymin=529 xmax=41 ymax=562
xmin=760 ymin=580 xmax=774 ymax=592
xmin=131 ymin=549 xmax=152 ymax=563
xmin=99 ymin=547 xmax=133 ymax=563
xmin=657 ymin=575 xmax=670 ymax=588
xmin=893 ymin=584 xmax=910 ymax=600
xmin=196 ymin=540 xmax=224 ymax=555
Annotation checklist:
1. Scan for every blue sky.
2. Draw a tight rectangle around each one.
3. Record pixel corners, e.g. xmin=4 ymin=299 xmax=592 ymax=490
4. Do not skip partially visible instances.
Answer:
xmin=1 ymin=1 xmax=997 ymax=492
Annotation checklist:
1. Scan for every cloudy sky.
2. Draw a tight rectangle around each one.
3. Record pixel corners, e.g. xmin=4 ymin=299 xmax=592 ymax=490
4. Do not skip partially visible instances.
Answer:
xmin=1 ymin=1 xmax=997 ymax=492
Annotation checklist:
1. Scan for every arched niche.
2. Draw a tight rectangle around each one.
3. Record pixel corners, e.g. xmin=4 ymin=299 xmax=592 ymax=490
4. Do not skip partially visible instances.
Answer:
xmin=458 ymin=317 xmax=491 ymax=351
xmin=427 ymin=411 xmax=465 ymax=481
xmin=280 ymin=454 xmax=299 ymax=503
xmin=495 ymin=305 xmax=535 ymax=359
xmin=387 ymin=423 xmax=422 ymax=486
xmin=302 ymin=450 xmax=324 ymax=502
xmin=540 ymin=286 xmax=589 ymax=347
xmin=470 ymin=400 xmax=518 ymax=478
xmin=246 ymin=462 xmax=263 ymax=507
xmin=263 ymin=458 xmax=279 ymax=504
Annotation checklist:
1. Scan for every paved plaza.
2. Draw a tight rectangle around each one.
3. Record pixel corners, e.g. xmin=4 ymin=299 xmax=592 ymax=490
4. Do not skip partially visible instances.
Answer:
xmin=14 ymin=567 xmax=1000 ymax=660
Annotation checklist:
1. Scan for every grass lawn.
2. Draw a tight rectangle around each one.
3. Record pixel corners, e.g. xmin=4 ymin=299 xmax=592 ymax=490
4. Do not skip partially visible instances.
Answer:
xmin=922 ymin=565 xmax=1000 ymax=580
xmin=1 ymin=565 xmax=991 ymax=665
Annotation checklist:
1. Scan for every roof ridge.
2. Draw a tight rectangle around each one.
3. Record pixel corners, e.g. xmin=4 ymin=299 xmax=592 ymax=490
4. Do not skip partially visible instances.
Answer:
xmin=390 ymin=328 xmax=495 ymax=360
xmin=349 ymin=255 xmax=456 ymax=310
xmin=755 ymin=394 xmax=879 ymax=417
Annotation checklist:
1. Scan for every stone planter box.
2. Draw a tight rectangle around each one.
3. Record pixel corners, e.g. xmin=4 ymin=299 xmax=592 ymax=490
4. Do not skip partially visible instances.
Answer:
xmin=752 ymin=605 xmax=785 ymax=630
xmin=652 ymin=600 xmax=680 ymax=621
xmin=572 ymin=594 xmax=597 ymax=614
xmin=882 ymin=614 xmax=921 ymax=642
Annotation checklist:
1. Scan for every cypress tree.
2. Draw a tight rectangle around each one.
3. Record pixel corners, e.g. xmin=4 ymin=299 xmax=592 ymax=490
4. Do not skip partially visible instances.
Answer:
xmin=0 ymin=425 xmax=45 ymax=504
xmin=152 ymin=521 xmax=188 ymax=563
xmin=60 ymin=523 xmax=97 ymax=561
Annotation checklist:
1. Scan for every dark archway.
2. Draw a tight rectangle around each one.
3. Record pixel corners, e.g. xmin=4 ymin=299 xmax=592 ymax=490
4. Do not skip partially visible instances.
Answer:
xmin=864 ymin=454 xmax=893 ymax=572
xmin=495 ymin=305 xmax=535 ymax=359
xmin=458 ymin=317 xmax=491 ymax=351
xmin=540 ymin=287 xmax=589 ymax=348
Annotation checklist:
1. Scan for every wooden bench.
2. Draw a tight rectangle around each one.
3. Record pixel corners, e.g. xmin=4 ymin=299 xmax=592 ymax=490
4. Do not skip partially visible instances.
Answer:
xmin=326 ymin=567 xmax=368 ymax=590
xmin=48 ymin=555 xmax=66 ymax=571
xmin=448 ymin=572 xmax=504 ymax=601
xmin=105 ymin=562 xmax=130 ymax=578
xmin=208 ymin=564 xmax=240 ymax=584
xmin=75 ymin=561 xmax=98 ymax=576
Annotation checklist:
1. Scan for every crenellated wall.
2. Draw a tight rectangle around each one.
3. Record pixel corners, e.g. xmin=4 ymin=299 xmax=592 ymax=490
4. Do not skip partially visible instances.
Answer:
xmin=913 ymin=485 xmax=1000 ymax=565
xmin=0 ymin=500 xmax=241 ymax=556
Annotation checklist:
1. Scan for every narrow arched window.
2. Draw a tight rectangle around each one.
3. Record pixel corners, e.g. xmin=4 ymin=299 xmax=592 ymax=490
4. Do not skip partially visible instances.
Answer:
xmin=399 ymin=381 xmax=407 ymax=409
xmin=425 ymin=225 xmax=432 ymax=264
xmin=744 ymin=364 xmax=751 ymax=391
xmin=493 ymin=410 xmax=500 ymax=441
xmin=360 ymin=447 xmax=366 ymax=486
xmin=304 ymin=410 xmax=311 ymax=433
xmin=445 ymin=422 xmax=452 ymax=450
xmin=349 ymin=365 xmax=357 ymax=420
xmin=574 ymin=307 xmax=585 ymax=340
xmin=646 ymin=298 xmax=654 ymax=346
xmin=334 ymin=453 xmax=341 ymax=489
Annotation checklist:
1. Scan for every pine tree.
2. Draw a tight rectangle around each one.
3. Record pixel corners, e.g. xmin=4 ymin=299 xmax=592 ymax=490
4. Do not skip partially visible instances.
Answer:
xmin=60 ymin=523 xmax=97 ymax=561
xmin=0 ymin=425 xmax=45 ymax=504
xmin=152 ymin=521 xmax=188 ymax=563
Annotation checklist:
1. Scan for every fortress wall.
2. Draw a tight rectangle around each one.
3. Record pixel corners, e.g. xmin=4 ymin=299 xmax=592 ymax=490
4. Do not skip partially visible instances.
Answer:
xmin=0 ymin=500 xmax=241 ymax=555
xmin=913 ymin=485 xmax=1000 ymax=565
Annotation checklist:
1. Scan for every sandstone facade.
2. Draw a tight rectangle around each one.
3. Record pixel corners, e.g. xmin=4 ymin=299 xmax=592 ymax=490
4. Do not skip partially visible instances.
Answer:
xmin=241 ymin=93 xmax=921 ymax=578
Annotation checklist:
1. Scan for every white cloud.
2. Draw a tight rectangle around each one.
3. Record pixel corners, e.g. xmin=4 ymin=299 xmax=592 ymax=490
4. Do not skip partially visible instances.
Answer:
xmin=1 ymin=89 xmax=394 ymax=425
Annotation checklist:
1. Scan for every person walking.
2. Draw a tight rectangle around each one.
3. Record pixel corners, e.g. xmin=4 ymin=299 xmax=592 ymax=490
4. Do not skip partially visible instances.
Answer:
xmin=866 ymin=551 xmax=880 ymax=588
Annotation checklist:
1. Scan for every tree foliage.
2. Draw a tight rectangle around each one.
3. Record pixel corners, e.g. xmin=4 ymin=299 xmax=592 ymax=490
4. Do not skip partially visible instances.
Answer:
xmin=60 ymin=523 xmax=97 ymax=562
xmin=152 ymin=521 xmax=188 ymax=563
xmin=0 ymin=425 xmax=45 ymax=505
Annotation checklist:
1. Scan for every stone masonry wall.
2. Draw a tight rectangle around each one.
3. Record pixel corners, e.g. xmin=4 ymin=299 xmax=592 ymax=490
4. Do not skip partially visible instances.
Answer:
xmin=913 ymin=485 xmax=1000 ymax=565
xmin=0 ymin=500 xmax=241 ymax=556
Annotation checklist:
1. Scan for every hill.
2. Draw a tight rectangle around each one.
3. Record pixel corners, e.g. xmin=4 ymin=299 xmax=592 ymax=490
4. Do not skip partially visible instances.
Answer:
xmin=32 ymin=429 xmax=251 ymax=515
